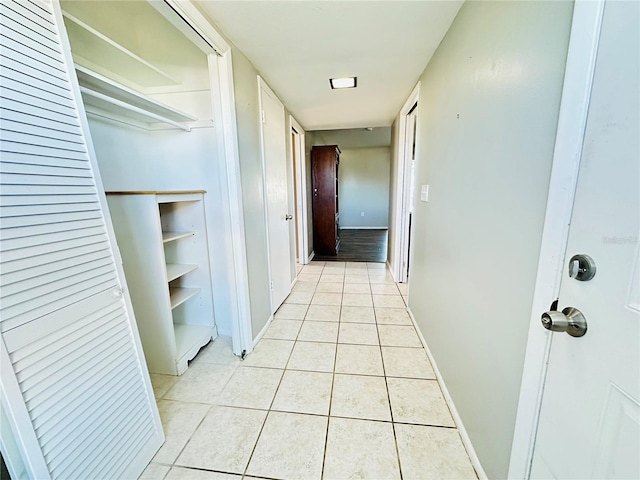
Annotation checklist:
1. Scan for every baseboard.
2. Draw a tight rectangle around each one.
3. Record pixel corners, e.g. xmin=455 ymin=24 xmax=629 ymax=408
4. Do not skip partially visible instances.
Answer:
xmin=339 ymin=226 xmax=388 ymax=230
xmin=407 ymin=307 xmax=488 ymax=480
xmin=252 ymin=314 xmax=274 ymax=348
xmin=307 ymin=251 xmax=315 ymax=263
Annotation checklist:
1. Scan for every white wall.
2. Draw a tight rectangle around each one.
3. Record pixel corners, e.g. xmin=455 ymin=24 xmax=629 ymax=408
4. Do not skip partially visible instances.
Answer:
xmin=313 ymin=127 xmax=391 ymax=149
xmin=407 ymin=1 xmax=574 ymax=478
xmin=338 ymin=147 xmax=390 ymax=228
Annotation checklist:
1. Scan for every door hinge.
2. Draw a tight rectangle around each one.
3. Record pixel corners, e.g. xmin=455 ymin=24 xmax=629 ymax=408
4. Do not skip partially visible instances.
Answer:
xmin=261 ymin=110 xmax=266 ymax=124
xmin=270 ymin=281 xmax=274 ymax=290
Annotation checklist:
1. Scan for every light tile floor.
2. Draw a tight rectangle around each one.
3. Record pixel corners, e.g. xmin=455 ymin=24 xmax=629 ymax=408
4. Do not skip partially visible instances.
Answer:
xmin=143 ymin=261 xmax=477 ymax=480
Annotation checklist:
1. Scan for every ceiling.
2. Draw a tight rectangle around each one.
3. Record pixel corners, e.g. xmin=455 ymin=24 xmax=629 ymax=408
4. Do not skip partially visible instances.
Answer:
xmin=197 ymin=1 xmax=463 ymax=131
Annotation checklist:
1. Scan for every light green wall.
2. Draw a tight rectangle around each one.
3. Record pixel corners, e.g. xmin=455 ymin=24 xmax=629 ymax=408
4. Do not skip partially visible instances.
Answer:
xmin=230 ymin=47 xmax=272 ymax=340
xmin=408 ymin=1 xmax=573 ymax=477
xmin=338 ymin=147 xmax=390 ymax=228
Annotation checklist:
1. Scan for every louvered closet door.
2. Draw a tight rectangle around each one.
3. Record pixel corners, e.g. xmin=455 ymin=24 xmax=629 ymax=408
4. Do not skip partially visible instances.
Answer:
xmin=0 ymin=0 xmax=164 ymax=478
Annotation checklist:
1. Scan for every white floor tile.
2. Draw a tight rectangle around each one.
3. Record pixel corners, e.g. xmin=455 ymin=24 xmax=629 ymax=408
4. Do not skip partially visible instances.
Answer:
xmin=341 ymin=293 xmax=373 ymax=307
xmin=164 ymin=362 xmax=236 ymax=404
xmin=217 ymin=367 xmax=283 ymax=410
xmin=165 ymin=466 xmax=240 ymax=480
xmin=344 ymin=274 xmax=370 ymax=284
xmin=153 ymin=400 xmax=210 ymax=464
xmin=343 ymin=283 xmax=371 ymax=294
xmin=319 ymin=273 xmax=344 ymax=283
xmin=334 ymin=344 xmax=384 ymax=376
xmin=139 ymin=463 xmax=170 ymax=480
xmin=176 ymin=406 xmax=266 ymax=474
xmin=395 ymin=424 xmax=477 ymax=479
xmin=387 ymin=378 xmax=455 ymax=426
xmin=373 ymin=294 xmax=406 ymax=308
xmin=293 ymin=281 xmax=318 ymax=292
xmin=150 ymin=373 xmax=177 ymax=399
xmin=275 ymin=303 xmax=309 ymax=320
xmin=243 ymin=339 xmax=294 ymax=369
xmin=340 ymin=305 xmax=375 ymax=323
xmin=296 ymin=273 xmax=320 ymax=283
xmin=377 ymin=325 xmax=422 ymax=347
xmin=285 ymin=291 xmax=314 ymax=304
xmin=287 ymin=341 xmax=336 ymax=372
xmin=375 ymin=307 xmax=412 ymax=325
xmin=311 ymin=292 xmax=342 ymax=306
xmin=330 ymin=374 xmax=391 ymax=421
xmin=370 ymin=283 xmax=401 ymax=295
xmin=246 ymin=412 xmax=327 ymax=480
xmin=323 ymin=417 xmax=400 ymax=480
xmin=314 ymin=282 xmax=344 ymax=293
xmin=262 ymin=320 xmax=302 ymax=340
xmin=297 ymin=321 xmax=339 ymax=343
xmin=338 ymin=323 xmax=379 ymax=345
xmin=397 ymin=283 xmax=409 ymax=295
xmin=369 ymin=275 xmax=396 ymax=284
xmin=195 ymin=336 xmax=240 ymax=367
xmin=305 ymin=304 xmax=341 ymax=322
xmin=381 ymin=346 xmax=436 ymax=379
xmin=272 ymin=370 xmax=333 ymax=415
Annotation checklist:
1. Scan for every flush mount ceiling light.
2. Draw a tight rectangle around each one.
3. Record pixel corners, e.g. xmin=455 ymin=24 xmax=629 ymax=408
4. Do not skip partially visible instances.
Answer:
xmin=330 ymin=77 xmax=357 ymax=89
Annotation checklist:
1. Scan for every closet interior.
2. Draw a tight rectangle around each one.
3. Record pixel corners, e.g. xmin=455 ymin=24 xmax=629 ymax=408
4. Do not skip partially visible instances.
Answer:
xmin=60 ymin=0 xmax=221 ymax=374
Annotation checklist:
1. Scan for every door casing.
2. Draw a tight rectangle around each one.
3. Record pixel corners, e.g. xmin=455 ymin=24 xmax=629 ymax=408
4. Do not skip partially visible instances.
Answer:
xmin=508 ymin=2 xmax=607 ymax=477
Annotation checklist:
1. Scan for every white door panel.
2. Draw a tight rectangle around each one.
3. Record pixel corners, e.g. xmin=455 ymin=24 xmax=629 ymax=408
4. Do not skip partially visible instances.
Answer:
xmin=531 ymin=1 xmax=639 ymax=478
xmin=259 ymin=80 xmax=292 ymax=312
xmin=0 ymin=0 xmax=163 ymax=477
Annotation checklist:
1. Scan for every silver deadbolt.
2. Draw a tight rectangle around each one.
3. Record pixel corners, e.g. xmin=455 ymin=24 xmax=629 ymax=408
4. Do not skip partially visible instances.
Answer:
xmin=568 ymin=254 xmax=596 ymax=281
xmin=541 ymin=307 xmax=587 ymax=337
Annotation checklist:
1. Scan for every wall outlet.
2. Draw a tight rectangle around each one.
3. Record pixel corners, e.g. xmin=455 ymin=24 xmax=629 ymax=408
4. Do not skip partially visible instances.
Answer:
xmin=361 ymin=211 xmax=365 ymax=216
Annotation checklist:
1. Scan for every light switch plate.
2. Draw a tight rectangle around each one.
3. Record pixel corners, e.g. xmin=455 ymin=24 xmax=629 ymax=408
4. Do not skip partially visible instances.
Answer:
xmin=420 ymin=184 xmax=429 ymax=202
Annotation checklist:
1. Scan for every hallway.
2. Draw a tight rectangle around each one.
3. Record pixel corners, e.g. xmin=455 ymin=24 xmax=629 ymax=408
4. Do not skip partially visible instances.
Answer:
xmin=313 ymin=229 xmax=388 ymax=263
xmin=145 ymin=261 xmax=477 ymax=479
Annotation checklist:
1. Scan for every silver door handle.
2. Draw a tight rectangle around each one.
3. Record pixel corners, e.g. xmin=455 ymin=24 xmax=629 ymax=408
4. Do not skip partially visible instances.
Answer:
xmin=541 ymin=307 xmax=587 ymax=337
xmin=285 ymin=214 xmax=293 ymax=220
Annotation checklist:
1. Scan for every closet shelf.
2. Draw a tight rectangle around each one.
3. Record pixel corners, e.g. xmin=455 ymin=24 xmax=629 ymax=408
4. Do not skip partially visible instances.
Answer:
xmin=63 ymin=11 xmax=177 ymax=88
xmin=76 ymin=66 xmax=197 ymax=131
xmin=162 ymin=231 xmax=195 ymax=243
xmin=169 ymin=287 xmax=201 ymax=309
xmin=165 ymin=263 xmax=198 ymax=282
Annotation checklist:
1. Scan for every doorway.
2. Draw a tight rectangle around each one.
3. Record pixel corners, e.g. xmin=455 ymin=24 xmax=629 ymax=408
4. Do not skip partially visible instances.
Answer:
xmin=290 ymin=116 xmax=309 ymax=266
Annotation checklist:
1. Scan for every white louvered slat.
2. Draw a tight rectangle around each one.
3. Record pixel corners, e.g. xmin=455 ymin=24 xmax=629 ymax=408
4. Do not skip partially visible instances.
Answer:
xmin=1 ymin=75 xmax=76 ymax=109
xmin=0 ymin=120 xmax=83 ymax=146
xmin=0 ymin=97 xmax=80 ymax=127
xmin=0 ymin=0 xmax=162 ymax=477
xmin=0 ymin=54 xmax=69 ymax=93
xmin=0 ymin=110 xmax=82 ymax=139
xmin=0 ymin=7 xmax=59 ymax=49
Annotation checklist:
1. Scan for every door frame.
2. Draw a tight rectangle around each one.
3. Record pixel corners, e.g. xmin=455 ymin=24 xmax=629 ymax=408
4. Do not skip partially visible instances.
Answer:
xmin=156 ymin=0 xmax=254 ymax=354
xmin=508 ymin=2 xmax=606 ymax=478
xmin=289 ymin=115 xmax=309 ymax=265
xmin=257 ymin=76 xmax=292 ymax=314
xmin=392 ymin=83 xmax=420 ymax=283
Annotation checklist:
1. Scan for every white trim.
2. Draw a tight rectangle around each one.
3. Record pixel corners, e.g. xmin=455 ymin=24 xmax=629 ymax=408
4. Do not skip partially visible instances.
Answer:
xmin=289 ymin=115 xmax=309 ymax=265
xmin=340 ymin=226 xmax=389 ymax=230
xmin=252 ymin=314 xmax=274 ymax=347
xmin=407 ymin=307 xmax=488 ymax=480
xmin=392 ymin=83 xmax=420 ymax=283
xmin=160 ymin=0 xmax=254 ymax=356
xmin=508 ymin=2 xmax=606 ymax=478
xmin=307 ymin=251 xmax=316 ymax=263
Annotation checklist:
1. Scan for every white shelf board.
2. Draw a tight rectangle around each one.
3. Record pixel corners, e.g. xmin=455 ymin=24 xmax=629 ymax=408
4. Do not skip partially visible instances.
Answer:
xmin=174 ymin=324 xmax=214 ymax=373
xmin=75 ymin=66 xmax=197 ymax=131
xmin=165 ymin=263 xmax=198 ymax=282
xmin=162 ymin=231 xmax=195 ymax=243
xmin=63 ymin=12 xmax=177 ymax=88
xmin=169 ymin=287 xmax=201 ymax=310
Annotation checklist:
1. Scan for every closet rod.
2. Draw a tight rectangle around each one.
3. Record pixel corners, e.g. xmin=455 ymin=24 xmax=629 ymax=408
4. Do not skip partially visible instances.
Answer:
xmin=79 ymin=87 xmax=192 ymax=132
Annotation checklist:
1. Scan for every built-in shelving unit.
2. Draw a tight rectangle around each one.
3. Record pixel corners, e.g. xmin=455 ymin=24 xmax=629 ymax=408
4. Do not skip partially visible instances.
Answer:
xmin=106 ymin=191 xmax=216 ymax=375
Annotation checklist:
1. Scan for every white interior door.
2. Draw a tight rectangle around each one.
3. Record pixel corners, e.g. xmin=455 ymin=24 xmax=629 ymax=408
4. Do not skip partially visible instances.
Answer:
xmin=531 ymin=1 xmax=639 ymax=478
xmin=0 ymin=0 xmax=163 ymax=477
xmin=259 ymin=79 xmax=292 ymax=312
xmin=399 ymin=107 xmax=418 ymax=283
